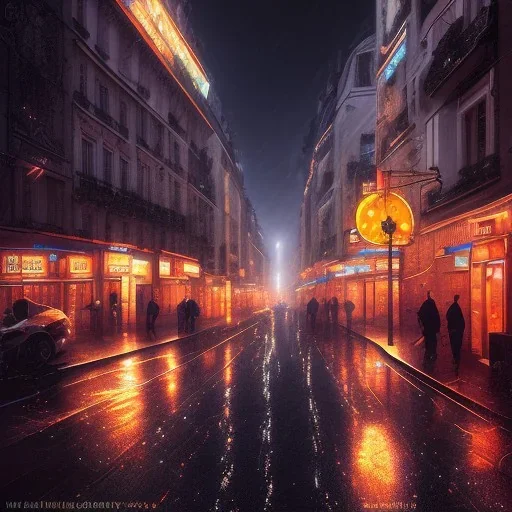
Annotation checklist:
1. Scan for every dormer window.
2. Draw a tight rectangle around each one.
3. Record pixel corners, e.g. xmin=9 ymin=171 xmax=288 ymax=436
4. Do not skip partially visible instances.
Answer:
xmin=355 ymin=51 xmax=373 ymax=87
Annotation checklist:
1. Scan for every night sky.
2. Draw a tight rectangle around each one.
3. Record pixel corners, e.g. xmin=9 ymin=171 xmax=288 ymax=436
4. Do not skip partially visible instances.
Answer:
xmin=189 ymin=0 xmax=375 ymax=283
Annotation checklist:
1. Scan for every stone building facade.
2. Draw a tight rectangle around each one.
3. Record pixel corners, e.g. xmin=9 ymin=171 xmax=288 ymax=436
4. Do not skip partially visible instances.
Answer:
xmin=0 ymin=0 xmax=268 ymax=334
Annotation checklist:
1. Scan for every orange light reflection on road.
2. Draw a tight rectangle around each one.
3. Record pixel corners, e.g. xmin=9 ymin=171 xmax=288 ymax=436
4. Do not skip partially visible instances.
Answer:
xmin=166 ymin=352 xmax=179 ymax=412
xmin=354 ymin=424 xmax=397 ymax=499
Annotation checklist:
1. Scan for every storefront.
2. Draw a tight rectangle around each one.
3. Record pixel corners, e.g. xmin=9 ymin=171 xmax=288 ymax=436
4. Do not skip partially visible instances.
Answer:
xmin=157 ymin=252 xmax=198 ymax=326
xmin=102 ymin=247 xmax=153 ymax=330
xmin=0 ymin=249 xmax=94 ymax=336
xmin=469 ymin=211 xmax=510 ymax=359
xmin=296 ymin=252 xmax=401 ymax=327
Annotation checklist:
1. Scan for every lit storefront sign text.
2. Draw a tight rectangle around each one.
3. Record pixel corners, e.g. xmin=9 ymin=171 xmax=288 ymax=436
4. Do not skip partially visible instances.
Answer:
xmin=107 ymin=253 xmax=131 ymax=274
xmin=183 ymin=262 xmax=200 ymax=276
xmin=159 ymin=258 xmax=171 ymax=276
xmin=4 ymin=254 xmax=21 ymax=273
xmin=22 ymin=255 xmax=46 ymax=274
xmin=69 ymin=256 xmax=92 ymax=274
xmin=133 ymin=259 xmax=150 ymax=276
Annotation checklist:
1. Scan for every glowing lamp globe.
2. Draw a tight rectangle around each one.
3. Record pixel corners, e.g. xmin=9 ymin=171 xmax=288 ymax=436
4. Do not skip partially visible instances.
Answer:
xmin=355 ymin=192 xmax=414 ymax=246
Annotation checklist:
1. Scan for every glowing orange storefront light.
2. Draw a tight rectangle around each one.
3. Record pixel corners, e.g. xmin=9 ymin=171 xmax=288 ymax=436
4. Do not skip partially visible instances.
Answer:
xmin=355 ymin=192 xmax=414 ymax=246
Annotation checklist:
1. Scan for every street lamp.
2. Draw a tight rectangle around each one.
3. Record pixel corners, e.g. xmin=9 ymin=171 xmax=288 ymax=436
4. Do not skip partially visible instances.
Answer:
xmin=381 ymin=216 xmax=397 ymax=346
xmin=355 ymin=167 xmax=441 ymax=347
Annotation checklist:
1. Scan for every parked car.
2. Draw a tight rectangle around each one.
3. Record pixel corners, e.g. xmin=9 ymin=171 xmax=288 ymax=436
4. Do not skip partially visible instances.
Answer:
xmin=0 ymin=298 xmax=71 ymax=374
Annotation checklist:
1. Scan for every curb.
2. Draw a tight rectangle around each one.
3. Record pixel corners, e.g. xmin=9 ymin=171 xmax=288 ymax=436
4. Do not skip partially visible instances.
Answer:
xmin=344 ymin=326 xmax=512 ymax=432
xmin=55 ymin=315 xmax=265 ymax=374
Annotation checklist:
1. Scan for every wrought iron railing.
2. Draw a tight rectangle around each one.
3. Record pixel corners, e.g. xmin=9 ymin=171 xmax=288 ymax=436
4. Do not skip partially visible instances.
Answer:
xmin=424 ymin=6 xmax=494 ymax=96
xmin=75 ymin=173 xmax=185 ymax=231
xmin=427 ymin=153 xmax=500 ymax=208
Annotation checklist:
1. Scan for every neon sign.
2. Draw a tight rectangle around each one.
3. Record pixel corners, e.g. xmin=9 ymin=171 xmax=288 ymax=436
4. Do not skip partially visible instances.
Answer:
xmin=119 ymin=0 xmax=210 ymax=99
xmin=384 ymin=40 xmax=406 ymax=81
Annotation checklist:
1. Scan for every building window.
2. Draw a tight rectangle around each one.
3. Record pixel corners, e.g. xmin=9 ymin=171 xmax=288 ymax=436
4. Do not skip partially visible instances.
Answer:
xmin=137 ymin=224 xmax=144 ymax=246
xmin=426 ymin=113 xmax=439 ymax=170
xmin=82 ymin=138 xmax=94 ymax=176
xmin=137 ymin=161 xmax=145 ymax=197
xmin=120 ymin=158 xmax=129 ymax=190
xmin=136 ymin=105 xmax=146 ymax=141
xmin=79 ymin=62 xmax=87 ymax=97
xmin=97 ymin=14 xmax=109 ymax=54
xmin=99 ymin=84 xmax=109 ymax=113
xmin=46 ymin=177 xmax=64 ymax=228
xmin=360 ymin=133 xmax=375 ymax=165
xmin=77 ymin=0 xmax=86 ymax=27
xmin=174 ymin=141 xmax=180 ymax=166
xmin=82 ymin=210 xmax=92 ymax=238
xmin=462 ymin=99 xmax=486 ymax=166
xmin=168 ymin=176 xmax=173 ymax=205
xmin=355 ymin=51 xmax=373 ymax=87
xmin=103 ymin=148 xmax=113 ymax=184
xmin=153 ymin=119 xmax=163 ymax=156
xmin=122 ymin=221 xmax=130 ymax=243
xmin=120 ymin=100 xmax=127 ymax=128
xmin=105 ymin=216 xmax=112 ymax=241
xmin=175 ymin=181 xmax=181 ymax=212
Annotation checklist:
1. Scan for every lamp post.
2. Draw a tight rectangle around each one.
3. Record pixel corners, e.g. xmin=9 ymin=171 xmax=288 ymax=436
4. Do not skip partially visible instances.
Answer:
xmin=381 ymin=216 xmax=397 ymax=346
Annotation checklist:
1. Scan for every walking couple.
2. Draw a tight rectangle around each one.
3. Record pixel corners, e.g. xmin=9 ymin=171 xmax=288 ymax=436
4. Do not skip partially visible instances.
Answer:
xmin=418 ymin=291 xmax=465 ymax=366
xmin=177 ymin=297 xmax=200 ymax=334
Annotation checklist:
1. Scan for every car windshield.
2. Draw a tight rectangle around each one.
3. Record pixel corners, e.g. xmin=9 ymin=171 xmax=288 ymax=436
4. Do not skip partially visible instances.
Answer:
xmin=12 ymin=299 xmax=51 ymax=321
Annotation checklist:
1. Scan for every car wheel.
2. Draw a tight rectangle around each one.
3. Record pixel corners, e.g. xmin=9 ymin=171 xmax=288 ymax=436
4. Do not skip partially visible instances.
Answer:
xmin=26 ymin=336 xmax=55 ymax=369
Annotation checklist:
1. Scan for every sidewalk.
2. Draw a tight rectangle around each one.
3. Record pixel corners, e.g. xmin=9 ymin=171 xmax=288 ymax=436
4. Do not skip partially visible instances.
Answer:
xmin=53 ymin=317 xmax=226 ymax=370
xmin=346 ymin=322 xmax=512 ymax=423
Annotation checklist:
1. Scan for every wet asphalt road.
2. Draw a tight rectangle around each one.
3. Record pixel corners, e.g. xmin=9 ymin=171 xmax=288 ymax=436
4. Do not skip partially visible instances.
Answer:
xmin=0 ymin=310 xmax=511 ymax=512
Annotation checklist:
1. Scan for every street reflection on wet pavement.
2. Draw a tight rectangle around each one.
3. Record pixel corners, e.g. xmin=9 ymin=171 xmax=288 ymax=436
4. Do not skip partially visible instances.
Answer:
xmin=1 ymin=311 xmax=511 ymax=511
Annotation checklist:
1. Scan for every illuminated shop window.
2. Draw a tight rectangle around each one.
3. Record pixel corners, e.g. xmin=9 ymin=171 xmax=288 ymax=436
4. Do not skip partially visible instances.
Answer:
xmin=384 ymin=40 xmax=406 ymax=81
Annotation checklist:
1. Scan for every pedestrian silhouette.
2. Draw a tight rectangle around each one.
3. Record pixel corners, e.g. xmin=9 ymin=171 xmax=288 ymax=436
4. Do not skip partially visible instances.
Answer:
xmin=186 ymin=298 xmax=200 ymax=333
xmin=446 ymin=294 xmax=465 ymax=368
xmin=344 ymin=300 xmax=355 ymax=332
xmin=177 ymin=297 xmax=187 ymax=334
xmin=306 ymin=297 xmax=319 ymax=332
xmin=146 ymin=297 xmax=160 ymax=340
xmin=417 ymin=291 xmax=441 ymax=361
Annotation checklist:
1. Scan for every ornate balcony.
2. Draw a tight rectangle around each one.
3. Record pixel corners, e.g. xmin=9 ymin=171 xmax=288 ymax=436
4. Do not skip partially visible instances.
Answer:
xmin=424 ymin=6 xmax=494 ymax=96
xmin=75 ymin=173 xmax=185 ymax=231
xmin=427 ymin=153 xmax=500 ymax=208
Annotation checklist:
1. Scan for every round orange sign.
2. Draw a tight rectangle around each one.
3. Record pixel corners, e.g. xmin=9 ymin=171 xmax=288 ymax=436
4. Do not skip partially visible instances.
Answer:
xmin=355 ymin=192 xmax=414 ymax=246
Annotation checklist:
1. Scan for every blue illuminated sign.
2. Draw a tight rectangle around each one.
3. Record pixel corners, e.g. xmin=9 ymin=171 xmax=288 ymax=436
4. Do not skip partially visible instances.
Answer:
xmin=384 ymin=40 xmax=406 ymax=81
xmin=49 ymin=253 xmax=58 ymax=262
xmin=445 ymin=243 xmax=472 ymax=255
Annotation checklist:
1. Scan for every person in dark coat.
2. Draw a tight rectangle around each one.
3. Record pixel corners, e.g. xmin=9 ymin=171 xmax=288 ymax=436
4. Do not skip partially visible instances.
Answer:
xmin=417 ymin=291 xmax=441 ymax=361
xmin=146 ymin=298 xmax=160 ymax=340
xmin=330 ymin=297 xmax=339 ymax=326
xmin=344 ymin=300 xmax=355 ymax=332
xmin=177 ymin=298 xmax=187 ymax=334
xmin=186 ymin=298 xmax=200 ymax=333
xmin=306 ymin=297 xmax=319 ymax=332
xmin=2 ymin=308 xmax=17 ymax=328
xmin=446 ymin=294 xmax=465 ymax=366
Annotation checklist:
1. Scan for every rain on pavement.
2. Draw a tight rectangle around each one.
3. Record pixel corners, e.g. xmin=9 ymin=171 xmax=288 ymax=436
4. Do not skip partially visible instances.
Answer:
xmin=0 ymin=310 xmax=511 ymax=512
